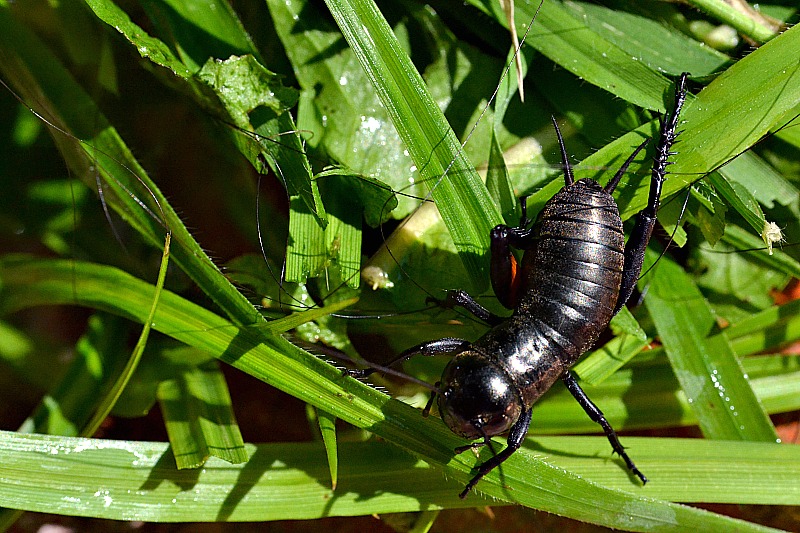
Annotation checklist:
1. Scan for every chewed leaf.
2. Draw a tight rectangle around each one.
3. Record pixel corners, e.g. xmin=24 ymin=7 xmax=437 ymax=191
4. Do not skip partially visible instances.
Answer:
xmin=314 ymin=168 xmax=398 ymax=228
xmin=196 ymin=56 xmax=299 ymax=124
xmin=199 ymin=56 xmax=326 ymax=228
xmin=269 ymin=0 xmax=425 ymax=219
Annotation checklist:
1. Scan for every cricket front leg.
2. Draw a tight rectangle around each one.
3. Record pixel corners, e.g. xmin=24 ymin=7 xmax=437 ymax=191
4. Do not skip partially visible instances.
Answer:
xmin=458 ymin=407 xmax=533 ymax=498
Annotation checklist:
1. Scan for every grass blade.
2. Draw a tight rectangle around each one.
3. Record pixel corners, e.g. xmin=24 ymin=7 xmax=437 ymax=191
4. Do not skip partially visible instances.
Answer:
xmin=0 ymin=432 xmax=795 ymax=524
xmin=644 ymin=251 xmax=778 ymax=442
xmin=82 ymin=233 xmax=171 ymax=436
xmin=325 ymin=0 xmax=502 ymax=292
xmin=158 ymin=361 xmax=247 ymax=469
xmin=0 ymin=256 xmax=779 ymax=530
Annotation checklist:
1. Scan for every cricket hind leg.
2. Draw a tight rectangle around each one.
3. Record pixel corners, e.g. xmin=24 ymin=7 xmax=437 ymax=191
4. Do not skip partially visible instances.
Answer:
xmin=614 ymin=73 xmax=689 ymax=314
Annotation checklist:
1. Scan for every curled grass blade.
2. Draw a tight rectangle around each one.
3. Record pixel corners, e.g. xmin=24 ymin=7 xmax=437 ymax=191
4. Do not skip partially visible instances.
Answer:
xmin=685 ymin=0 xmax=782 ymax=43
xmin=82 ymin=232 xmax=171 ymax=437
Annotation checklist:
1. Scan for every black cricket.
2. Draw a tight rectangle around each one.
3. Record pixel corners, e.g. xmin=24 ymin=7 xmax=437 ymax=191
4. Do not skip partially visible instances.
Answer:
xmin=351 ymin=73 xmax=688 ymax=498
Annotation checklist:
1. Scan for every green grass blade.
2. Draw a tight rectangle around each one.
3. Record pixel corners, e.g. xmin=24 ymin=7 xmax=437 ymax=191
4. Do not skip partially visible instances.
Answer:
xmin=266 ymin=0 xmax=421 ymax=218
xmin=158 ymin=361 xmax=247 ymax=469
xmin=534 ymin=352 xmax=800 ymax=434
xmin=195 ymin=55 xmax=326 ymax=226
xmin=528 ymin=21 xmax=800 ymax=228
xmin=315 ymin=407 xmax=339 ymax=490
xmin=726 ymin=298 xmax=800 ymax=355
xmin=285 ymin=196 xmax=333 ymax=283
xmin=85 ymin=0 xmax=328 ymax=234
xmin=410 ymin=510 xmax=440 ymax=533
xmin=260 ymin=297 xmax=359 ymax=335
xmin=140 ymin=0 xmax=261 ymax=70
xmin=671 ymin=24 xmax=800 ymax=184
xmin=721 ymin=224 xmax=800 ymax=279
xmin=564 ymin=1 xmax=731 ymax=77
xmin=79 ymin=0 xmax=192 ymax=79
xmin=573 ymin=307 xmax=651 ymax=384
xmin=536 ymin=436 xmax=800 ymax=505
xmin=324 ymin=0 xmax=502 ymax=292
xmin=685 ymin=0 xmax=780 ymax=43
xmin=470 ymin=0 xmax=674 ymax=111
xmin=644 ymin=251 xmax=778 ymax=442
xmin=19 ymin=314 xmax=130 ymax=436
xmin=719 ymin=151 xmax=800 ymax=211
xmin=4 ymin=2 xmax=800 ymax=529
xmin=486 ymin=128 xmax=517 ymax=225
xmin=82 ymin=233 xmax=170 ymax=436
xmin=0 ymin=432 xmax=795 ymax=525
xmin=93 ymin=0 xmax=423 ymax=288
xmin=708 ymin=172 xmax=766 ymax=239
